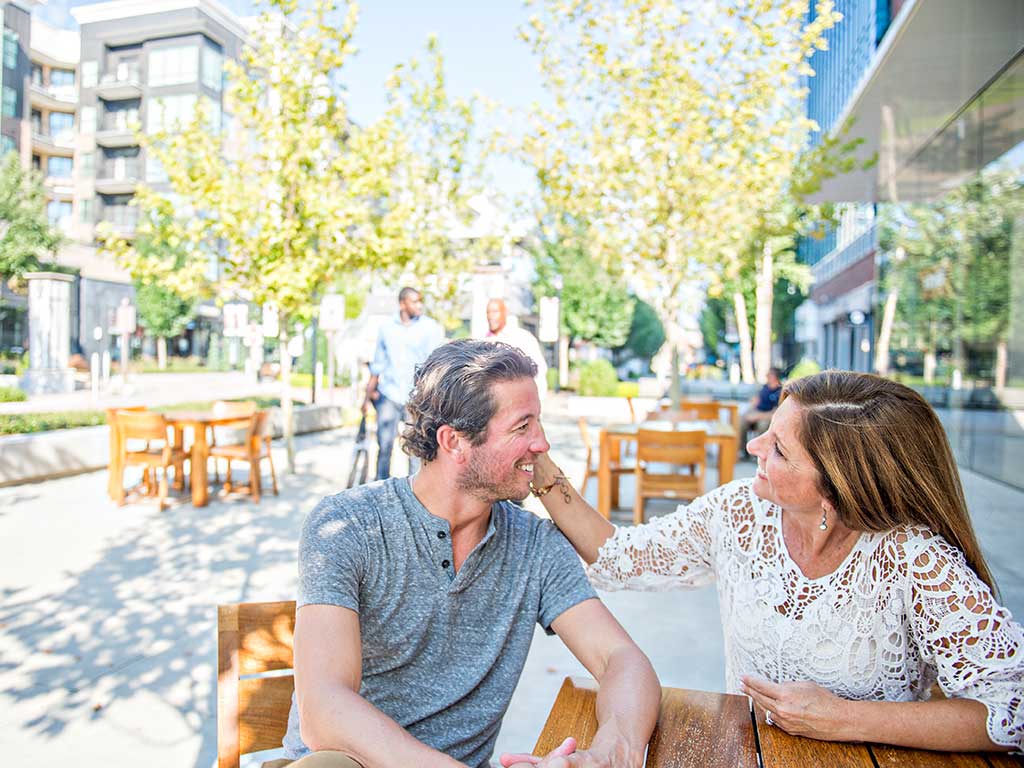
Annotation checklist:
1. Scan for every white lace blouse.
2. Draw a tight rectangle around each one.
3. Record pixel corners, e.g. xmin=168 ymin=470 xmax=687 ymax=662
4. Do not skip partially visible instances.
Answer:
xmin=588 ymin=479 xmax=1024 ymax=749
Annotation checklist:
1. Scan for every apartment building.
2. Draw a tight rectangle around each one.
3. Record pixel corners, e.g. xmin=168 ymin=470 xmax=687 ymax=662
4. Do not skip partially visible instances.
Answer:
xmin=795 ymin=0 xmax=1024 ymax=488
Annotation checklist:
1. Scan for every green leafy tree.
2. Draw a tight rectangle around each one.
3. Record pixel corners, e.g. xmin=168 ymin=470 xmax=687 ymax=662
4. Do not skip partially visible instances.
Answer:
xmin=532 ymin=234 xmax=633 ymax=348
xmin=133 ymin=0 xmax=409 ymax=472
xmin=519 ymin=0 xmax=841 ymax=394
xmin=134 ymin=282 xmax=197 ymax=368
xmin=618 ymin=296 xmax=666 ymax=364
xmin=98 ymin=188 xmax=211 ymax=369
xmin=0 ymin=152 xmax=62 ymax=284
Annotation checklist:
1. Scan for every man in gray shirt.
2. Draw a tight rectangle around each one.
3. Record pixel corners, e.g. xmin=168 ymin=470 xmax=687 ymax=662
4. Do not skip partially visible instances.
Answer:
xmin=283 ymin=340 xmax=660 ymax=768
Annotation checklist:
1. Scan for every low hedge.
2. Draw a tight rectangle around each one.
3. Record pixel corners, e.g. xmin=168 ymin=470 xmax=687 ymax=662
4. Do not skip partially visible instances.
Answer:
xmin=0 ymin=386 xmax=27 ymax=403
xmin=0 ymin=397 xmax=296 ymax=436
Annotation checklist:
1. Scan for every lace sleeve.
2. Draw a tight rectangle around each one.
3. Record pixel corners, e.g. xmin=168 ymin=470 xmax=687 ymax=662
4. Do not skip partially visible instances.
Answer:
xmin=586 ymin=482 xmax=737 ymax=592
xmin=907 ymin=531 xmax=1024 ymax=749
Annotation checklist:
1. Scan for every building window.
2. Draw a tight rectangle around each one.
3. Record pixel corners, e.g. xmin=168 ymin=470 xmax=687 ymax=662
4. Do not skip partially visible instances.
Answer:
xmin=32 ymin=153 xmax=41 ymax=170
xmin=148 ymin=45 xmax=199 ymax=87
xmin=2 ymin=86 xmax=17 ymax=118
xmin=80 ymin=150 xmax=94 ymax=176
xmin=80 ymin=198 xmax=94 ymax=224
xmin=31 ymin=63 xmax=42 ymax=86
xmin=31 ymin=109 xmax=42 ymax=133
xmin=51 ymin=68 xmax=76 ymax=87
xmin=80 ymin=106 xmax=96 ymax=133
xmin=47 ymin=156 xmax=73 ymax=178
xmin=102 ymin=99 xmax=140 ymax=131
xmin=49 ymin=111 xmax=74 ymax=135
xmin=82 ymin=61 xmax=98 ymax=89
xmin=201 ymin=42 xmax=223 ymax=93
xmin=145 ymin=154 xmax=168 ymax=184
xmin=202 ymin=95 xmax=222 ymax=133
xmin=146 ymin=93 xmax=196 ymax=134
xmin=47 ymin=200 xmax=73 ymax=228
xmin=3 ymin=29 xmax=18 ymax=70
xmin=0 ymin=135 xmax=15 ymax=156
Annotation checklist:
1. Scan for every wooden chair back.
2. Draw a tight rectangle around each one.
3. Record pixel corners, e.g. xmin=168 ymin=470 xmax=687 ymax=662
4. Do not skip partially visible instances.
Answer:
xmin=648 ymin=408 xmax=700 ymax=423
xmin=106 ymin=406 xmax=147 ymax=500
xmin=217 ymin=601 xmax=296 ymax=768
xmin=117 ymin=410 xmax=173 ymax=443
xmin=212 ymin=400 xmax=258 ymax=419
xmin=636 ymin=428 xmax=707 ymax=467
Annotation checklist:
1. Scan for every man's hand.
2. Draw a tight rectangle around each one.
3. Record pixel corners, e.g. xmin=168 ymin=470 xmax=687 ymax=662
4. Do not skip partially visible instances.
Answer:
xmin=500 ymin=736 xmax=643 ymax=768
xmin=499 ymin=737 xmax=576 ymax=767
xmin=740 ymin=674 xmax=852 ymax=742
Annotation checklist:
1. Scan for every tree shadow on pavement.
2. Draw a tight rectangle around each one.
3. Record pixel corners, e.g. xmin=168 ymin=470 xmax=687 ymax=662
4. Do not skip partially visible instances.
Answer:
xmin=0 ymin=431 xmax=349 ymax=768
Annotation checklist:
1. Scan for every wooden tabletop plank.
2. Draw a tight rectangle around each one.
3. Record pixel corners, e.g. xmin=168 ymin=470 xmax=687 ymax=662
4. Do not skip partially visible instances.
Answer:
xmin=871 ymin=744 xmax=996 ymax=768
xmin=532 ymin=677 xmax=601 ymax=757
xmin=986 ymin=753 xmax=1024 ymax=767
xmin=647 ymin=687 xmax=757 ymax=768
xmin=753 ymin=704 xmax=875 ymax=768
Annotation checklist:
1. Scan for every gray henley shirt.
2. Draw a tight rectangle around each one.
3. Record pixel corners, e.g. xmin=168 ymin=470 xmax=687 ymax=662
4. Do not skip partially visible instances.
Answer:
xmin=282 ymin=476 xmax=597 ymax=767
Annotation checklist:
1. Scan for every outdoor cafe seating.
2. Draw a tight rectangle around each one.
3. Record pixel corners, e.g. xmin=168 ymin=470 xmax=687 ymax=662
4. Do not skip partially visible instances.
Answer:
xmin=110 ymin=409 xmax=189 ymax=511
xmin=633 ymin=428 xmax=707 ymax=524
xmin=215 ymin=600 xmax=1023 ymax=768
xmin=209 ymin=409 xmax=279 ymax=503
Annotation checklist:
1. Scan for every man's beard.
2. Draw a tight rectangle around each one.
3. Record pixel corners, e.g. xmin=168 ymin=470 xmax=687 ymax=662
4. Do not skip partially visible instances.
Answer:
xmin=457 ymin=448 xmax=530 ymax=503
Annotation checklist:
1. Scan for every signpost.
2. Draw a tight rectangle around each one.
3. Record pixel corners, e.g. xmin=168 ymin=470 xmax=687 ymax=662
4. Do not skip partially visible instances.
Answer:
xmin=114 ymin=298 xmax=137 ymax=387
xmin=319 ymin=294 xmax=346 ymax=404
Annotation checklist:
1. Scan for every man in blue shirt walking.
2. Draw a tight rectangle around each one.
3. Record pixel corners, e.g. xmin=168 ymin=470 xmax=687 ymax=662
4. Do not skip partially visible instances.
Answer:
xmin=362 ymin=287 xmax=445 ymax=479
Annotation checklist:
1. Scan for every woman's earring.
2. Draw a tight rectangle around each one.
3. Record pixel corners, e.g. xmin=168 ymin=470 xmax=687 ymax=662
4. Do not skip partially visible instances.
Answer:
xmin=819 ymin=507 xmax=828 ymax=531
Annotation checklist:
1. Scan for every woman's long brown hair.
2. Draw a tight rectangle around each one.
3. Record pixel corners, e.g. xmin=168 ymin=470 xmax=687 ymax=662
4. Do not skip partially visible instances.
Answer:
xmin=783 ymin=370 xmax=997 ymax=594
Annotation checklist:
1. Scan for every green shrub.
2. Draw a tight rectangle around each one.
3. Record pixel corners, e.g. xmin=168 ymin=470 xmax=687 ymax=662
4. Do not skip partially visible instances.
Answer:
xmin=577 ymin=359 xmax=620 ymax=397
xmin=787 ymin=358 xmax=822 ymax=381
xmin=0 ymin=410 xmax=107 ymax=435
xmin=615 ymin=381 xmax=639 ymax=398
xmin=0 ymin=386 xmax=26 ymax=402
xmin=546 ymin=367 xmax=559 ymax=391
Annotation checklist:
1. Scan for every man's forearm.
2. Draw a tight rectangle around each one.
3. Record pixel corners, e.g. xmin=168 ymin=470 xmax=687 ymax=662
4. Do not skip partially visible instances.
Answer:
xmin=300 ymin=682 xmax=466 ymax=768
xmin=588 ymin=645 xmax=661 ymax=766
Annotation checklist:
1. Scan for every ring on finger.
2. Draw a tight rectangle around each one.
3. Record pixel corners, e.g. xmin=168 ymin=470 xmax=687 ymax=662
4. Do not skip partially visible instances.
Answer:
xmin=765 ymin=710 xmax=775 ymax=726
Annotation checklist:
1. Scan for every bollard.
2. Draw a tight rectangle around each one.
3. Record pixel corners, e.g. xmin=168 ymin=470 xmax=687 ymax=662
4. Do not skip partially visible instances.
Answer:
xmin=102 ymin=350 xmax=111 ymax=388
xmin=91 ymin=353 xmax=100 ymax=401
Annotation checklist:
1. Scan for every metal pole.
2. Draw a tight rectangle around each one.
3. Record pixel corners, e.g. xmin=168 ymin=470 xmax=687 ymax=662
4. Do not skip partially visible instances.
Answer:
xmin=310 ymin=313 xmax=318 ymax=404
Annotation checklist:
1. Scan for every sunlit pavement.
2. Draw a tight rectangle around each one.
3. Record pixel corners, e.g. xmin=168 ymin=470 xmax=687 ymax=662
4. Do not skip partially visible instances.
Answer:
xmin=0 ymin=395 xmax=1020 ymax=767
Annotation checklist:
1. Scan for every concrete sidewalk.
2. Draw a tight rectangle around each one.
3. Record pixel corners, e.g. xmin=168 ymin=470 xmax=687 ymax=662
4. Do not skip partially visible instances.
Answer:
xmin=0 ymin=401 xmax=1020 ymax=767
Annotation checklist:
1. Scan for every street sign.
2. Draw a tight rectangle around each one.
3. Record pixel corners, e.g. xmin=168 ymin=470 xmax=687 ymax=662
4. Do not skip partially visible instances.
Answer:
xmin=223 ymin=303 xmax=248 ymax=337
xmin=319 ymin=294 xmax=346 ymax=332
xmin=287 ymin=335 xmax=304 ymax=358
xmin=262 ymin=304 xmax=279 ymax=338
xmin=538 ymin=296 xmax=559 ymax=343
xmin=115 ymin=298 xmax=137 ymax=335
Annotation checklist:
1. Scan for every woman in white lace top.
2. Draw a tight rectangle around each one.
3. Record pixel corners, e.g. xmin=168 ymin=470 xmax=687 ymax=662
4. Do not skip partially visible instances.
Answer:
xmin=531 ymin=371 xmax=1022 ymax=752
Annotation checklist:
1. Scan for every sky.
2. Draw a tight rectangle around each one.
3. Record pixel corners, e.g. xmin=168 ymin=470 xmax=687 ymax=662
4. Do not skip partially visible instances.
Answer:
xmin=37 ymin=0 xmax=546 ymax=198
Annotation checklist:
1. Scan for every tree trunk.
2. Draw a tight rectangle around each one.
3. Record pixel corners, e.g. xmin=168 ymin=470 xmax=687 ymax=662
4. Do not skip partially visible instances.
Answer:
xmin=733 ymin=291 xmax=755 ymax=384
xmin=753 ymin=243 xmax=774 ymax=382
xmin=279 ymin=312 xmax=296 ymax=474
xmin=558 ymin=334 xmax=569 ymax=390
xmin=874 ymin=289 xmax=899 ymax=376
xmin=924 ymin=350 xmax=937 ymax=384
xmin=995 ymin=339 xmax=1007 ymax=391
xmin=157 ymin=336 xmax=168 ymax=370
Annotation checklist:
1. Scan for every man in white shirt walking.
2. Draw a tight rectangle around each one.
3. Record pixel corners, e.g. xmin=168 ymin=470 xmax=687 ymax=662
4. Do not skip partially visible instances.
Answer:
xmin=483 ymin=298 xmax=548 ymax=400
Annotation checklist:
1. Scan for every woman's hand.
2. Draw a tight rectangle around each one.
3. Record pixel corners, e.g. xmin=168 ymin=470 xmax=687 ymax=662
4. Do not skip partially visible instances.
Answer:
xmin=740 ymin=675 xmax=853 ymax=742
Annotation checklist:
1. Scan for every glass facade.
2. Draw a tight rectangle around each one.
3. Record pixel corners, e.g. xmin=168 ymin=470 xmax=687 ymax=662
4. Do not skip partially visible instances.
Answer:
xmin=874 ymin=56 xmax=1024 ymax=490
xmin=148 ymin=45 xmax=198 ymax=87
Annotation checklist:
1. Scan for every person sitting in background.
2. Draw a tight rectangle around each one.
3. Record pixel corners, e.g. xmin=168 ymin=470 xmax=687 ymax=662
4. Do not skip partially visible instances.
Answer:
xmin=742 ymin=366 xmax=783 ymax=448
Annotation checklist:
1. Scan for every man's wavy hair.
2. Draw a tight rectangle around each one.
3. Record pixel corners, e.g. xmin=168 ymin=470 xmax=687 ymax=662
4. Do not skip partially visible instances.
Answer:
xmin=402 ymin=339 xmax=538 ymax=462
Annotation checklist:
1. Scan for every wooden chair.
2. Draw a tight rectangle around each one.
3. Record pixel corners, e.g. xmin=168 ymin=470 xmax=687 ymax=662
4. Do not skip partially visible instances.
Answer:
xmin=634 ymin=428 xmax=706 ymax=525
xmin=647 ymin=408 xmax=701 ymax=423
xmin=106 ymin=405 xmax=149 ymax=501
xmin=210 ymin=400 xmax=258 ymax=483
xmin=210 ymin=410 xmax=278 ymax=502
xmin=114 ymin=410 xmax=189 ymax=511
xmin=578 ymin=417 xmax=631 ymax=499
xmin=217 ymin=601 xmax=296 ymax=768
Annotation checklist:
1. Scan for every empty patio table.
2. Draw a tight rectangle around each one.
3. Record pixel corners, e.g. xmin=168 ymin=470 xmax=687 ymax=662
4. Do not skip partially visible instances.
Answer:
xmin=533 ymin=677 xmax=1023 ymax=768
xmin=597 ymin=419 xmax=738 ymax=518
xmin=165 ymin=410 xmax=258 ymax=507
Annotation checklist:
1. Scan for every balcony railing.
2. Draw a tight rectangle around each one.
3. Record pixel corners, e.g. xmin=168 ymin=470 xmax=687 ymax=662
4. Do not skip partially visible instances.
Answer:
xmin=31 ymin=129 xmax=76 ymax=151
xmin=95 ymin=68 xmax=142 ymax=99
xmin=811 ymin=224 xmax=878 ymax=286
xmin=29 ymin=82 xmax=78 ymax=108
xmin=97 ymin=159 xmax=140 ymax=180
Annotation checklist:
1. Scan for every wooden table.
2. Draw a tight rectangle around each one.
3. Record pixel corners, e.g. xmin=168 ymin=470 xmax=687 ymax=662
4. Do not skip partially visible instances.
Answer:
xmin=598 ymin=420 xmax=738 ymax=518
xmin=165 ymin=410 xmax=251 ymax=507
xmin=534 ymin=677 xmax=1023 ymax=768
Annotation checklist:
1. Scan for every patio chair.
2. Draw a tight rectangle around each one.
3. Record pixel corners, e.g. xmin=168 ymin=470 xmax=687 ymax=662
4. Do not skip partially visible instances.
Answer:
xmin=106 ymin=405 xmax=149 ymax=501
xmin=634 ymin=428 xmax=706 ymax=525
xmin=217 ymin=600 xmax=296 ymax=768
xmin=578 ymin=417 xmax=631 ymax=499
xmin=210 ymin=400 xmax=258 ymax=484
xmin=114 ymin=410 xmax=189 ymax=511
xmin=210 ymin=410 xmax=278 ymax=503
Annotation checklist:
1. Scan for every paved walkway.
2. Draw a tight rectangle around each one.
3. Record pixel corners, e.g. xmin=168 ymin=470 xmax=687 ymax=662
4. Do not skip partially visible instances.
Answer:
xmin=0 ymin=397 xmax=1020 ymax=767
